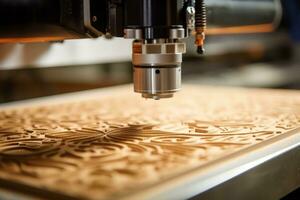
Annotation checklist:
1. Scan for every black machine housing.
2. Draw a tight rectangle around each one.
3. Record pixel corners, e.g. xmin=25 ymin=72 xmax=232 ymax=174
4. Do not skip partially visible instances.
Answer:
xmin=0 ymin=0 xmax=188 ymax=40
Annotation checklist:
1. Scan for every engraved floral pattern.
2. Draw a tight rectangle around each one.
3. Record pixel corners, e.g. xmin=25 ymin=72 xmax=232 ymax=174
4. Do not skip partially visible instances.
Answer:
xmin=0 ymin=86 xmax=299 ymax=199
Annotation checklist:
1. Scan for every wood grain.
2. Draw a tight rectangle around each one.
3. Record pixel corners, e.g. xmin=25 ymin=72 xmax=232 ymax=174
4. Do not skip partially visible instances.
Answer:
xmin=0 ymin=85 xmax=299 ymax=199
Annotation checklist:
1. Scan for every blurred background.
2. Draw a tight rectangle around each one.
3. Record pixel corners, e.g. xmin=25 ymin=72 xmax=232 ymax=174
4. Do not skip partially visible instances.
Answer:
xmin=0 ymin=0 xmax=299 ymax=103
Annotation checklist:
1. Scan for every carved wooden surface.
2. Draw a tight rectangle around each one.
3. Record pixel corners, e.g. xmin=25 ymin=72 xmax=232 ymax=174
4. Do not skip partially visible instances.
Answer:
xmin=0 ymin=85 xmax=299 ymax=199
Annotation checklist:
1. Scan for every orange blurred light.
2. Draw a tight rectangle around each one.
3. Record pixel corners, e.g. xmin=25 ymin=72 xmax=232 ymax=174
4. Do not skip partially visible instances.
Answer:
xmin=206 ymin=24 xmax=275 ymax=35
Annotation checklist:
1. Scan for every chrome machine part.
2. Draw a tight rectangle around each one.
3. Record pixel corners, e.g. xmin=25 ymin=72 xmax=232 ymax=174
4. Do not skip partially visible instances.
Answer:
xmin=122 ymin=1 xmax=190 ymax=99
xmin=124 ymin=29 xmax=143 ymax=39
xmin=186 ymin=6 xmax=196 ymax=36
xmin=132 ymin=38 xmax=186 ymax=100
xmin=134 ymin=67 xmax=181 ymax=100
xmin=83 ymin=0 xmax=103 ymax=37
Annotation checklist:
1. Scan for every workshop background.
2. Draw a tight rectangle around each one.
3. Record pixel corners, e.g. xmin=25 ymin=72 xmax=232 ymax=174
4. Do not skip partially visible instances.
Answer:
xmin=0 ymin=0 xmax=299 ymax=103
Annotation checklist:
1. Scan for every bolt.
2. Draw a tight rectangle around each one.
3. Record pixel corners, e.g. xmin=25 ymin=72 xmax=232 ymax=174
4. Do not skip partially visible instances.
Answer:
xmin=92 ymin=16 xmax=97 ymax=22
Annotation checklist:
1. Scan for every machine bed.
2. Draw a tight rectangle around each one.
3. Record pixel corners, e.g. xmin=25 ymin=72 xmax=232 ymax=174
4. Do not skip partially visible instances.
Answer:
xmin=0 ymin=85 xmax=299 ymax=200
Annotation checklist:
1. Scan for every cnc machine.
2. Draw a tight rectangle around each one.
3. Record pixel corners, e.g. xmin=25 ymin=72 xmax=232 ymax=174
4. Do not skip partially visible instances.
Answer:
xmin=1 ymin=1 xmax=300 ymax=200
xmin=0 ymin=0 xmax=281 ymax=99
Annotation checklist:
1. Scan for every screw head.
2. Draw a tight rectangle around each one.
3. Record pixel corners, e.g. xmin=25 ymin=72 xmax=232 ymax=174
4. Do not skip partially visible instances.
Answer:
xmin=92 ymin=16 xmax=97 ymax=22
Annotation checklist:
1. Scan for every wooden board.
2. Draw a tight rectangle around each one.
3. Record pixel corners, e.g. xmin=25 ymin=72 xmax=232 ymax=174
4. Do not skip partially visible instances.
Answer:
xmin=0 ymin=85 xmax=299 ymax=199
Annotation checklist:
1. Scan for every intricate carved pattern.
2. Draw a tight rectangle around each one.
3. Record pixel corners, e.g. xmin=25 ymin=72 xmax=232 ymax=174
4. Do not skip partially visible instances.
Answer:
xmin=0 ymin=86 xmax=299 ymax=199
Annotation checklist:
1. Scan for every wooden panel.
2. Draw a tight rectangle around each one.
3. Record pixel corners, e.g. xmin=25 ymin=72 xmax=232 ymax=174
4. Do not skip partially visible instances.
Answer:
xmin=0 ymin=85 xmax=299 ymax=199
